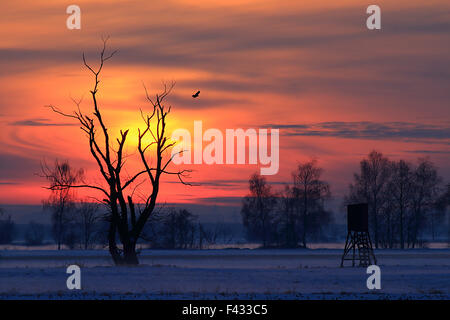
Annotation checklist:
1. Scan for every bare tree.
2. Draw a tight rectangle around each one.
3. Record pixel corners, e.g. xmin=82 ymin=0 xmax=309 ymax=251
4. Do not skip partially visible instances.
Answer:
xmin=241 ymin=173 xmax=277 ymax=247
xmin=278 ymin=185 xmax=299 ymax=247
xmin=195 ymin=222 xmax=235 ymax=248
xmin=408 ymin=158 xmax=441 ymax=248
xmin=387 ymin=160 xmax=413 ymax=249
xmin=77 ymin=201 xmax=100 ymax=249
xmin=41 ymin=159 xmax=82 ymax=250
xmin=47 ymin=38 xmax=190 ymax=264
xmin=24 ymin=221 xmax=45 ymax=246
xmin=347 ymin=151 xmax=391 ymax=248
xmin=438 ymin=184 xmax=450 ymax=246
xmin=211 ymin=222 xmax=236 ymax=245
xmin=0 ymin=208 xmax=15 ymax=245
xmin=291 ymin=160 xmax=331 ymax=248
xmin=434 ymin=184 xmax=449 ymax=245
xmin=161 ymin=209 xmax=197 ymax=249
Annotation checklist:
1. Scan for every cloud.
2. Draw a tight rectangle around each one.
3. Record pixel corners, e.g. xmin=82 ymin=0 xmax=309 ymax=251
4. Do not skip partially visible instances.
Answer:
xmin=165 ymin=94 xmax=248 ymax=110
xmin=403 ymin=150 xmax=450 ymax=154
xmin=166 ymin=179 xmax=287 ymax=188
xmin=167 ymin=180 xmax=245 ymax=187
xmin=9 ymin=118 xmax=77 ymax=127
xmin=194 ymin=196 xmax=243 ymax=206
xmin=262 ymin=122 xmax=450 ymax=142
xmin=0 ymin=153 xmax=41 ymax=180
xmin=0 ymin=181 xmax=20 ymax=185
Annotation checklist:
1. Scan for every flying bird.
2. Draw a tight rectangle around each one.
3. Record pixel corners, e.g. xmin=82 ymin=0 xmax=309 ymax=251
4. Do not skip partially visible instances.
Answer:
xmin=192 ymin=90 xmax=200 ymax=98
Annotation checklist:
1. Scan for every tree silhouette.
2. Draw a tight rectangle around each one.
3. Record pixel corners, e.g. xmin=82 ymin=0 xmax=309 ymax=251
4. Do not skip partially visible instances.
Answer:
xmin=76 ymin=201 xmax=101 ymax=250
xmin=291 ymin=160 xmax=331 ymax=248
xmin=24 ymin=221 xmax=45 ymax=246
xmin=408 ymin=158 xmax=441 ymax=247
xmin=241 ymin=173 xmax=277 ymax=247
xmin=347 ymin=152 xmax=444 ymax=248
xmin=0 ymin=208 xmax=15 ymax=245
xmin=41 ymin=159 xmax=81 ymax=250
xmin=347 ymin=151 xmax=391 ymax=249
xmin=387 ymin=160 xmax=413 ymax=249
xmin=47 ymin=38 xmax=190 ymax=265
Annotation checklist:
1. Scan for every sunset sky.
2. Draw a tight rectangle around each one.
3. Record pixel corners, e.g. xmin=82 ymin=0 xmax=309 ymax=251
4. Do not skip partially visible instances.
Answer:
xmin=0 ymin=0 xmax=449 ymax=211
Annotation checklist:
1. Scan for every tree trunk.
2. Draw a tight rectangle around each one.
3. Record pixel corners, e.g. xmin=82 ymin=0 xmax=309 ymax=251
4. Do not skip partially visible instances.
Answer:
xmin=400 ymin=206 xmax=404 ymax=249
xmin=108 ymin=227 xmax=122 ymax=265
xmin=123 ymin=242 xmax=139 ymax=265
xmin=302 ymin=187 xmax=307 ymax=248
xmin=302 ymin=211 xmax=307 ymax=248
xmin=373 ymin=203 xmax=379 ymax=249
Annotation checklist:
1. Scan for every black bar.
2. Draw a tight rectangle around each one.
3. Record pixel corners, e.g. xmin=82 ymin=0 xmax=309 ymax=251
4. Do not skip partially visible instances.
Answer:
xmin=0 ymin=300 xmax=447 ymax=319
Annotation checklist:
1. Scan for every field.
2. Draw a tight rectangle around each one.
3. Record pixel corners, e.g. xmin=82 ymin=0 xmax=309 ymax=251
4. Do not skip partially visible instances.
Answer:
xmin=0 ymin=249 xmax=449 ymax=300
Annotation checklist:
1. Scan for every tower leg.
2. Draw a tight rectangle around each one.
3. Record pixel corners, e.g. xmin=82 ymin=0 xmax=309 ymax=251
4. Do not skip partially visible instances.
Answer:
xmin=341 ymin=231 xmax=377 ymax=267
xmin=352 ymin=232 xmax=356 ymax=267
xmin=341 ymin=232 xmax=350 ymax=267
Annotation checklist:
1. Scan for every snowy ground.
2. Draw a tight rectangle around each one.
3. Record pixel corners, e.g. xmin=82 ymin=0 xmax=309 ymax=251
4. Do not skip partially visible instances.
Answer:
xmin=0 ymin=249 xmax=449 ymax=299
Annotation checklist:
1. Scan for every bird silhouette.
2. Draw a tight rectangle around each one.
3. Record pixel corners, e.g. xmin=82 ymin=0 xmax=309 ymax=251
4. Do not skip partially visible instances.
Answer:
xmin=192 ymin=90 xmax=200 ymax=98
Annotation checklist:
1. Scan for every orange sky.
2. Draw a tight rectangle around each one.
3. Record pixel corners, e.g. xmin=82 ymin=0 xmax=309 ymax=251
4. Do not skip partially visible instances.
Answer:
xmin=0 ymin=0 xmax=449 ymax=207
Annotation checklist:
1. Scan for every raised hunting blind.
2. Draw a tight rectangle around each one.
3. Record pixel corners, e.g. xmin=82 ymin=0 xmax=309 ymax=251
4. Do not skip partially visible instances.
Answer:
xmin=340 ymin=203 xmax=376 ymax=267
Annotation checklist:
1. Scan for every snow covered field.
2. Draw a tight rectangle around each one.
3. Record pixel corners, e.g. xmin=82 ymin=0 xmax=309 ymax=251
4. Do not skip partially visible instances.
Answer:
xmin=0 ymin=249 xmax=449 ymax=299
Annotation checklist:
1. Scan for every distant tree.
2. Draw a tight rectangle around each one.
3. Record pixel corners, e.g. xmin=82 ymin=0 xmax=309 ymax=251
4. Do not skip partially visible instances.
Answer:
xmin=291 ymin=160 xmax=331 ymax=248
xmin=63 ymin=217 xmax=80 ymax=250
xmin=430 ymin=183 xmax=449 ymax=241
xmin=436 ymin=184 xmax=450 ymax=245
xmin=211 ymin=222 xmax=236 ymax=245
xmin=435 ymin=183 xmax=449 ymax=214
xmin=141 ymin=209 xmax=237 ymax=249
xmin=0 ymin=208 xmax=16 ymax=244
xmin=76 ymin=201 xmax=101 ymax=249
xmin=278 ymin=185 xmax=299 ymax=247
xmin=197 ymin=223 xmax=208 ymax=249
xmin=347 ymin=151 xmax=391 ymax=248
xmin=41 ymin=159 xmax=82 ymax=250
xmin=161 ymin=209 xmax=197 ymax=249
xmin=195 ymin=222 xmax=236 ymax=248
xmin=24 ymin=221 xmax=45 ymax=246
xmin=387 ymin=160 xmax=413 ymax=249
xmin=196 ymin=223 xmax=215 ymax=249
xmin=241 ymin=173 xmax=277 ymax=247
xmin=408 ymin=158 xmax=442 ymax=248
xmin=438 ymin=184 xmax=450 ymax=245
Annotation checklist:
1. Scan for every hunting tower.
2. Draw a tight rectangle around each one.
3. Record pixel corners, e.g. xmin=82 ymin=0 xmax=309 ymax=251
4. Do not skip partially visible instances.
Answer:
xmin=340 ymin=203 xmax=376 ymax=267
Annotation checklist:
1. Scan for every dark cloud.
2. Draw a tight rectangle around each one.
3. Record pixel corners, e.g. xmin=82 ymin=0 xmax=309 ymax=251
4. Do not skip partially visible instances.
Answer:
xmin=194 ymin=196 xmax=243 ymax=206
xmin=403 ymin=150 xmax=450 ymax=154
xmin=165 ymin=94 xmax=249 ymax=110
xmin=0 ymin=48 xmax=81 ymax=76
xmin=9 ymin=118 xmax=77 ymax=127
xmin=262 ymin=122 xmax=450 ymax=141
xmin=0 ymin=181 xmax=20 ymax=185
xmin=0 ymin=153 xmax=41 ymax=180
xmin=166 ymin=180 xmax=245 ymax=187
xmin=166 ymin=179 xmax=287 ymax=189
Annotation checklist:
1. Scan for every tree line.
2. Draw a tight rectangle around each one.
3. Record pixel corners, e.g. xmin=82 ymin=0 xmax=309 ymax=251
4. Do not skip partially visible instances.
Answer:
xmin=346 ymin=151 xmax=448 ymax=249
xmin=1 ymin=161 xmax=236 ymax=249
xmin=241 ymin=151 xmax=449 ymax=249
xmin=241 ymin=159 xmax=332 ymax=248
xmin=1 ymin=151 xmax=448 ymax=250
